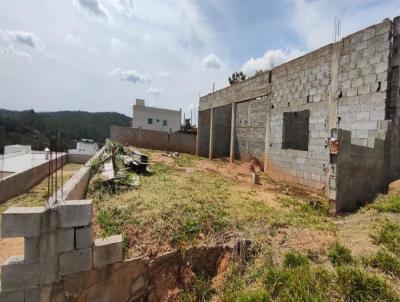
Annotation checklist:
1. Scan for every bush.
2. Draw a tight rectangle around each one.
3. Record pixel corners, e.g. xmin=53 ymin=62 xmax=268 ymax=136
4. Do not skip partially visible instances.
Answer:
xmin=337 ymin=266 xmax=399 ymax=301
xmin=327 ymin=242 xmax=353 ymax=266
xmin=283 ymin=250 xmax=309 ymax=268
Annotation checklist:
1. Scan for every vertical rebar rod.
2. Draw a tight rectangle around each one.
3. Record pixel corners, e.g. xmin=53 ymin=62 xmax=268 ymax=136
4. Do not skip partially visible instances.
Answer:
xmin=55 ymin=131 xmax=58 ymax=199
xmin=61 ymin=133 xmax=63 ymax=200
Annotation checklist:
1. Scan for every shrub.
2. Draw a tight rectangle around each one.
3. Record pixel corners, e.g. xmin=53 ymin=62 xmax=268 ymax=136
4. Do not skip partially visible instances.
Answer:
xmin=337 ymin=266 xmax=399 ymax=301
xmin=327 ymin=242 xmax=353 ymax=266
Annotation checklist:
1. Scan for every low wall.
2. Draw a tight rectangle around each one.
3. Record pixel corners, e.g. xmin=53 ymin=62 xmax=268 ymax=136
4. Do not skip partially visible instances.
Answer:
xmin=67 ymin=153 xmax=93 ymax=164
xmin=110 ymin=126 xmax=196 ymax=154
xmin=57 ymin=147 xmax=106 ymax=201
xmin=0 ymin=154 xmax=67 ymax=203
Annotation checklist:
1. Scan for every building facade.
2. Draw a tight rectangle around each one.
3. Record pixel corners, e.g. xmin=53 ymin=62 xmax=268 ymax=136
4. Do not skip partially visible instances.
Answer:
xmin=132 ymin=99 xmax=182 ymax=133
xmin=197 ymin=17 xmax=400 ymax=214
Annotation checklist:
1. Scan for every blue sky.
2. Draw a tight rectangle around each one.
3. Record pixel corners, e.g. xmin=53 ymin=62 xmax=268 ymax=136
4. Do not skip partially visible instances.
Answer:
xmin=0 ymin=0 xmax=399 ymax=119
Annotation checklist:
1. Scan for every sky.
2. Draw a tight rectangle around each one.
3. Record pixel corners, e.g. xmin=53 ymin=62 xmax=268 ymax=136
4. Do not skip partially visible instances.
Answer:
xmin=0 ymin=0 xmax=399 ymax=120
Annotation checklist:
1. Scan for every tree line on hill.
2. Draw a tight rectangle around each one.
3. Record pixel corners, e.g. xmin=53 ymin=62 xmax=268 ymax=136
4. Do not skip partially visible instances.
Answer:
xmin=0 ymin=109 xmax=131 ymax=154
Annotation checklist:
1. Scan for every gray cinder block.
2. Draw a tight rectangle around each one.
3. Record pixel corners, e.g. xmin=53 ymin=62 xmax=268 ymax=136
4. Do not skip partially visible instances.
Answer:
xmin=24 ymin=237 xmax=40 ymax=263
xmin=57 ymin=200 xmax=93 ymax=228
xmin=0 ymin=290 xmax=25 ymax=302
xmin=0 ymin=256 xmax=40 ymax=291
xmin=57 ymin=228 xmax=74 ymax=253
xmin=59 ymin=248 xmax=92 ymax=276
xmin=1 ymin=207 xmax=45 ymax=238
xmin=76 ymin=225 xmax=93 ymax=250
xmin=93 ymin=235 xmax=123 ymax=269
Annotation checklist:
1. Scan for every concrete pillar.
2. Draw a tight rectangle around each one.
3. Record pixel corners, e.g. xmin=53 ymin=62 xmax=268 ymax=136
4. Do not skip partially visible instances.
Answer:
xmin=327 ymin=42 xmax=342 ymax=214
xmin=229 ymin=103 xmax=236 ymax=162
xmin=209 ymin=107 xmax=214 ymax=160
xmin=196 ymin=107 xmax=200 ymax=156
xmin=263 ymin=100 xmax=271 ymax=172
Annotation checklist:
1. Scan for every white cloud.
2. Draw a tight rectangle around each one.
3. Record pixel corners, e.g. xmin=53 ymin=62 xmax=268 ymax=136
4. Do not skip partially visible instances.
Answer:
xmin=111 ymin=37 xmax=122 ymax=53
xmin=148 ymin=87 xmax=162 ymax=97
xmin=0 ymin=44 xmax=32 ymax=60
xmin=75 ymin=0 xmax=109 ymax=20
xmin=0 ymin=29 xmax=44 ymax=50
xmin=202 ymin=54 xmax=221 ymax=69
xmin=64 ymin=33 xmax=83 ymax=46
xmin=242 ymin=48 xmax=304 ymax=76
xmin=158 ymin=71 xmax=171 ymax=79
xmin=110 ymin=68 xmax=152 ymax=84
xmin=117 ymin=0 xmax=136 ymax=17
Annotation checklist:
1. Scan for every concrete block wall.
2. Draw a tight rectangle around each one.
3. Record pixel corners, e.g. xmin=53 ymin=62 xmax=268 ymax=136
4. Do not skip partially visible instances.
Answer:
xmin=337 ymin=20 xmax=392 ymax=147
xmin=234 ymin=97 xmax=268 ymax=161
xmin=197 ymin=109 xmax=211 ymax=157
xmin=213 ymin=104 xmax=232 ymax=158
xmin=110 ymin=125 xmax=197 ymax=155
xmin=267 ymin=45 xmax=332 ymax=191
xmin=332 ymin=125 xmax=389 ymax=213
xmin=198 ymin=17 xmax=400 ymax=204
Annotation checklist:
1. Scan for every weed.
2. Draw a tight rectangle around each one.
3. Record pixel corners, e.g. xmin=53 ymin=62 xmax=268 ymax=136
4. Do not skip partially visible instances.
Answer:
xmin=283 ymin=250 xmax=309 ymax=268
xmin=327 ymin=242 xmax=354 ymax=266
xmin=365 ymin=250 xmax=400 ymax=279
xmin=337 ymin=266 xmax=399 ymax=302
xmin=372 ymin=220 xmax=400 ymax=256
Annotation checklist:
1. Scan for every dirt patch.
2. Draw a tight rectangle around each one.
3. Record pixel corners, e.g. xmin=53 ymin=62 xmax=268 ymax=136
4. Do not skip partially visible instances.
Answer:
xmin=335 ymin=210 xmax=381 ymax=257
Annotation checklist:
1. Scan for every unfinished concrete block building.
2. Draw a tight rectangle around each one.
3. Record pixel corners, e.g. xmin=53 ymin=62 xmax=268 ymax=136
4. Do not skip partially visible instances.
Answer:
xmin=197 ymin=17 xmax=400 ymax=214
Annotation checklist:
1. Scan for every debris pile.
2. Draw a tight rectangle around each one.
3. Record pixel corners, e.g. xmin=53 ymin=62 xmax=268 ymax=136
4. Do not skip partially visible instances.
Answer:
xmin=89 ymin=140 xmax=150 ymax=193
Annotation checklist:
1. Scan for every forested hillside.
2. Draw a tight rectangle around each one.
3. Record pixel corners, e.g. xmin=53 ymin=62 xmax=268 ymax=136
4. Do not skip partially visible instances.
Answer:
xmin=0 ymin=109 xmax=131 ymax=153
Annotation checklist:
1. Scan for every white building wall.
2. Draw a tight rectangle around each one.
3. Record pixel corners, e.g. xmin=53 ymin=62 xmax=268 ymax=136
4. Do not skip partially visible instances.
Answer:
xmin=132 ymin=102 xmax=181 ymax=133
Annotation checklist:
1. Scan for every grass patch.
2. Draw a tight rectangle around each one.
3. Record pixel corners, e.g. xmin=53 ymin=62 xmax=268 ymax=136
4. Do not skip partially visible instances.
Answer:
xmin=327 ymin=242 xmax=354 ymax=266
xmin=283 ymin=250 xmax=309 ymax=268
xmin=337 ymin=266 xmax=399 ymax=302
xmin=372 ymin=220 xmax=400 ymax=256
xmin=365 ymin=250 xmax=400 ymax=279
xmin=370 ymin=194 xmax=400 ymax=213
xmin=96 ymin=206 xmax=132 ymax=237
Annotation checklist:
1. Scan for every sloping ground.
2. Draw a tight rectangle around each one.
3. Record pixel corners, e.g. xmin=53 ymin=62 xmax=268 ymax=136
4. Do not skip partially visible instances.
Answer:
xmin=0 ymin=163 xmax=81 ymax=264
xmin=87 ymin=149 xmax=400 ymax=301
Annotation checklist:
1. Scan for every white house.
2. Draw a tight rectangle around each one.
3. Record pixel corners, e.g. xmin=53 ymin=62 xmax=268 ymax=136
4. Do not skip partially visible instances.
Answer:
xmin=69 ymin=139 xmax=98 ymax=155
xmin=132 ymin=99 xmax=182 ymax=133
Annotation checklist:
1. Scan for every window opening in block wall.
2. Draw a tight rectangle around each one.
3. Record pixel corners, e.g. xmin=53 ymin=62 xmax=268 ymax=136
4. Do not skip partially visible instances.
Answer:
xmin=282 ymin=110 xmax=310 ymax=151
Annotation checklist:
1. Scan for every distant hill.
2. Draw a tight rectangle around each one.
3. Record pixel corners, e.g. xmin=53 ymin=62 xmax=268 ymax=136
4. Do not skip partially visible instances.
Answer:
xmin=0 ymin=109 xmax=131 ymax=153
